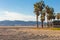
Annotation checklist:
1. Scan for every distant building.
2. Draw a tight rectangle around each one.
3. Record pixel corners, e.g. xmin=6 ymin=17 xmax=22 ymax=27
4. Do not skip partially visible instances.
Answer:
xmin=52 ymin=20 xmax=60 ymax=27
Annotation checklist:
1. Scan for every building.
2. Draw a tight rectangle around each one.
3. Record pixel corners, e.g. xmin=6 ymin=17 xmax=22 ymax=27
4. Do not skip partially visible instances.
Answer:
xmin=52 ymin=20 xmax=60 ymax=27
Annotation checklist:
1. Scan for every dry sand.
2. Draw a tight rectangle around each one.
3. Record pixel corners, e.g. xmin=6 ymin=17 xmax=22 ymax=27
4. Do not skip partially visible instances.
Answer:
xmin=0 ymin=27 xmax=60 ymax=40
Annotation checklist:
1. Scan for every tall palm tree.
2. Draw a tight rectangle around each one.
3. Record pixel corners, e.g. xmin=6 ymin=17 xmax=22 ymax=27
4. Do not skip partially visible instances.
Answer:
xmin=45 ymin=5 xmax=55 ymax=27
xmin=41 ymin=9 xmax=45 ymax=28
xmin=38 ymin=1 xmax=45 ymax=28
xmin=45 ymin=5 xmax=51 ymax=27
xmin=34 ymin=0 xmax=45 ymax=28
xmin=34 ymin=3 xmax=40 ymax=28
xmin=50 ymin=8 xmax=55 ymax=27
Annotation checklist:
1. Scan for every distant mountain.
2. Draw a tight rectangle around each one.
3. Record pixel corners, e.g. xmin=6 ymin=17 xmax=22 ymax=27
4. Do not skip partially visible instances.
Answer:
xmin=0 ymin=20 xmax=46 ymax=26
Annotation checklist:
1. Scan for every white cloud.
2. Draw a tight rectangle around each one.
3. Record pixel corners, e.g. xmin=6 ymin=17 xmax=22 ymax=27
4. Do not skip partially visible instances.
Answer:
xmin=0 ymin=11 xmax=47 ymax=22
xmin=0 ymin=11 xmax=35 ymax=21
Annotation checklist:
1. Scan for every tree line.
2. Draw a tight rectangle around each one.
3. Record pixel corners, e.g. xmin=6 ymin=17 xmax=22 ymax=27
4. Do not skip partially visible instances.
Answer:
xmin=34 ymin=0 xmax=60 ymax=28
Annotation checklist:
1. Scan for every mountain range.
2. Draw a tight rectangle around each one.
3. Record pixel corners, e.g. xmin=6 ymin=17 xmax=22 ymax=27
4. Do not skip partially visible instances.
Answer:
xmin=0 ymin=20 xmax=47 ymax=26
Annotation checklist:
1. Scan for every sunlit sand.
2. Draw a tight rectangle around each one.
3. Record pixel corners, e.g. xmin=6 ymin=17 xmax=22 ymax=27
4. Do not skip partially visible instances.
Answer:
xmin=0 ymin=26 xmax=60 ymax=40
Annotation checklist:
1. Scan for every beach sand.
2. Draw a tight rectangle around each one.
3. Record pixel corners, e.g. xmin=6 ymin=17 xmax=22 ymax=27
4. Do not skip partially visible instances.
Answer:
xmin=0 ymin=26 xmax=60 ymax=40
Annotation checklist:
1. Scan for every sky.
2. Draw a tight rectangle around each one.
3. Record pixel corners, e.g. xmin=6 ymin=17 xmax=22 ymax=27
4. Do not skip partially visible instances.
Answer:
xmin=0 ymin=0 xmax=60 ymax=22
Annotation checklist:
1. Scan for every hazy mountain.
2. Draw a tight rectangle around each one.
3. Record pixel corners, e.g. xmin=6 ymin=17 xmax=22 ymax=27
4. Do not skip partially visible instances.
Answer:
xmin=0 ymin=20 xmax=46 ymax=26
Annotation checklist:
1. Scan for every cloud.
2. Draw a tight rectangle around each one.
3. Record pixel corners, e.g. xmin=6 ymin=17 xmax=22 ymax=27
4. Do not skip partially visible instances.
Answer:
xmin=0 ymin=11 xmax=35 ymax=21
xmin=0 ymin=11 xmax=47 ymax=22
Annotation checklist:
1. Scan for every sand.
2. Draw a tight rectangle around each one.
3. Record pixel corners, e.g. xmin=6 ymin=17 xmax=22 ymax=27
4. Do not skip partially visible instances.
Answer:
xmin=0 ymin=27 xmax=60 ymax=40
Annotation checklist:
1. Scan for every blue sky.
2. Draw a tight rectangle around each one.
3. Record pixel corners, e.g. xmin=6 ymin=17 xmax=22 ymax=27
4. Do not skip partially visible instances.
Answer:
xmin=0 ymin=0 xmax=60 ymax=21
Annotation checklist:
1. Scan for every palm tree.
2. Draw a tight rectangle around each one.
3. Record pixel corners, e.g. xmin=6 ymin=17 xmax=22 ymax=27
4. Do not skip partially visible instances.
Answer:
xmin=45 ymin=5 xmax=50 ymax=27
xmin=41 ymin=9 xmax=45 ymax=28
xmin=45 ymin=5 xmax=55 ymax=27
xmin=34 ymin=0 xmax=45 ymax=28
xmin=38 ymin=1 xmax=45 ymax=28
xmin=34 ymin=3 xmax=40 ymax=28
xmin=56 ymin=13 xmax=60 ymax=20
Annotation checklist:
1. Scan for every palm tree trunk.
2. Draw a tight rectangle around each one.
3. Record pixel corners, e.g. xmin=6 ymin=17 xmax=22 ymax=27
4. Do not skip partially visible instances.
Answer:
xmin=47 ymin=20 xmax=49 ymax=27
xmin=41 ymin=21 xmax=43 ymax=28
xmin=51 ymin=19 xmax=53 ymax=27
xmin=47 ymin=19 xmax=49 ymax=27
xmin=36 ymin=15 xmax=38 ymax=28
